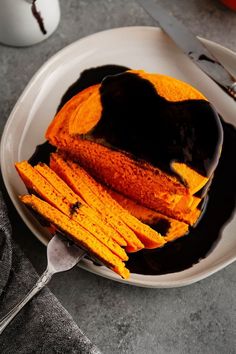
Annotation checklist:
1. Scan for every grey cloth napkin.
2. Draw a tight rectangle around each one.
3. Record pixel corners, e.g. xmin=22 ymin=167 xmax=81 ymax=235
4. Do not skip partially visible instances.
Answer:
xmin=0 ymin=190 xmax=101 ymax=354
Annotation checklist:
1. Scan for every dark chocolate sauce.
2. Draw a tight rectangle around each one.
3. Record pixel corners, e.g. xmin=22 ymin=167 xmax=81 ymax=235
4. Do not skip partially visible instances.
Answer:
xmin=28 ymin=207 xmax=51 ymax=228
xmin=29 ymin=65 xmax=236 ymax=276
xmin=70 ymin=201 xmax=82 ymax=215
xmin=127 ymin=121 xmax=236 ymax=275
xmin=89 ymin=72 xmax=223 ymax=178
xmin=28 ymin=141 xmax=56 ymax=166
xmin=31 ymin=0 xmax=47 ymax=35
xmin=151 ymin=219 xmax=170 ymax=236
xmin=198 ymin=54 xmax=217 ymax=64
xmin=57 ymin=65 xmax=129 ymax=112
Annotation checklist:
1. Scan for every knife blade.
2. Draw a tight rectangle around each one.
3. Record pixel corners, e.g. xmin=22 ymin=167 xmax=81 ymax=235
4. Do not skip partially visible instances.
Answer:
xmin=137 ymin=0 xmax=236 ymax=100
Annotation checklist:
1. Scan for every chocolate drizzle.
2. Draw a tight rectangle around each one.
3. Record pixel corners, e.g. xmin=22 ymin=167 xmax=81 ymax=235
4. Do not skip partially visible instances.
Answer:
xmin=57 ymin=65 xmax=129 ymax=112
xmin=29 ymin=65 xmax=236 ymax=276
xmin=70 ymin=201 xmax=82 ymax=215
xmin=90 ymin=72 xmax=223 ymax=178
xmin=198 ymin=54 xmax=217 ymax=64
xmin=31 ymin=0 xmax=47 ymax=35
xmin=28 ymin=141 xmax=56 ymax=166
xmin=127 ymin=120 xmax=236 ymax=275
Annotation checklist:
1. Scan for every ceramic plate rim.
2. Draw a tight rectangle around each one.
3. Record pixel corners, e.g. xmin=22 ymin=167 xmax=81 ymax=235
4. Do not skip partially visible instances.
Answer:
xmin=1 ymin=26 xmax=236 ymax=288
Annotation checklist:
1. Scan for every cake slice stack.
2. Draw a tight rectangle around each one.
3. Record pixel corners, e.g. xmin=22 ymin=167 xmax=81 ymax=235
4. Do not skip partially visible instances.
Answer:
xmin=16 ymin=156 xmax=167 ymax=279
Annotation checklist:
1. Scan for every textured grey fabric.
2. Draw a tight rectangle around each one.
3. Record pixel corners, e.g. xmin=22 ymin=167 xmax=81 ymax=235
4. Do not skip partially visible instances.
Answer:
xmin=0 ymin=194 xmax=12 ymax=299
xmin=0 ymin=190 xmax=101 ymax=354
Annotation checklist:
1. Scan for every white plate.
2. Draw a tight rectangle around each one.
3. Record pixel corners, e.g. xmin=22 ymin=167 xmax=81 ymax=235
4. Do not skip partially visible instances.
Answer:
xmin=1 ymin=26 xmax=236 ymax=288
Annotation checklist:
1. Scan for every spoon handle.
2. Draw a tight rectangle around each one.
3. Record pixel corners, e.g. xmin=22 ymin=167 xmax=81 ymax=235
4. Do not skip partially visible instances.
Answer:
xmin=0 ymin=267 xmax=53 ymax=335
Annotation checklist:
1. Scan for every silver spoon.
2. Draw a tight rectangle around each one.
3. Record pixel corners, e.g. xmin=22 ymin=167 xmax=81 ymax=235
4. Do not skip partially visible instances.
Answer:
xmin=0 ymin=233 xmax=86 ymax=334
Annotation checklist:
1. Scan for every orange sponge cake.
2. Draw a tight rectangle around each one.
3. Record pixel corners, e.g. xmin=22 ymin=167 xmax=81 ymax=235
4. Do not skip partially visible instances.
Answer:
xmin=46 ymin=70 xmax=223 ymax=226
xmin=34 ymin=162 xmax=127 ymax=247
xmin=15 ymin=161 xmax=128 ymax=260
xmin=21 ymin=194 xmax=129 ymax=279
xmin=106 ymin=188 xmax=189 ymax=242
xmin=50 ymin=152 xmax=166 ymax=250
xmin=16 ymin=158 xmax=167 ymax=271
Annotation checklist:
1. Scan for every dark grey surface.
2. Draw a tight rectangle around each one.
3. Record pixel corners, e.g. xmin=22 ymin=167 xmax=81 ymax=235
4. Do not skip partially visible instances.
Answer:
xmin=0 ymin=1 xmax=236 ymax=353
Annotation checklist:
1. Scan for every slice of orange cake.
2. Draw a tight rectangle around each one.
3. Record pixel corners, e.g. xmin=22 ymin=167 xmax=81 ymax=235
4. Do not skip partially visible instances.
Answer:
xmin=15 ymin=161 xmax=128 ymax=261
xmin=34 ymin=162 xmax=127 ymax=247
xmin=105 ymin=188 xmax=189 ymax=242
xmin=50 ymin=153 xmax=166 ymax=250
xmin=21 ymin=194 xmax=129 ymax=279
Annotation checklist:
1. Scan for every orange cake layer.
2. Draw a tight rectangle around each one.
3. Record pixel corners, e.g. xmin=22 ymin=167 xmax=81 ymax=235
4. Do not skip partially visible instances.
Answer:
xmin=50 ymin=155 xmax=144 ymax=252
xmin=46 ymin=85 xmax=98 ymax=144
xmin=45 ymin=87 xmax=202 ymax=211
xmin=56 ymin=141 xmax=200 ymax=225
xmin=21 ymin=194 xmax=129 ymax=279
xmin=171 ymin=162 xmax=209 ymax=195
xmin=133 ymin=70 xmax=206 ymax=102
xmin=50 ymin=153 xmax=166 ymax=250
xmin=69 ymin=84 xmax=102 ymax=136
xmin=45 ymin=77 xmax=207 ymax=225
xmin=34 ymin=162 xmax=127 ymax=247
xmin=49 ymin=133 xmax=189 ymax=207
xmin=15 ymin=161 xmax=128 ymax=261
xmin=106 ymin=188 xmax=189 ymax=242
xmin=64 ymin=157 xmax=167 ymax=249
xmin=49 ymin=131 xmax=200 ymax=224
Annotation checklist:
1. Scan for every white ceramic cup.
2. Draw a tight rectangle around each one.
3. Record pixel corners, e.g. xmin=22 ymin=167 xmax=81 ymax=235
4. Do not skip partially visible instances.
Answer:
xmin=0 ymin=0 xmax=60 ymax=47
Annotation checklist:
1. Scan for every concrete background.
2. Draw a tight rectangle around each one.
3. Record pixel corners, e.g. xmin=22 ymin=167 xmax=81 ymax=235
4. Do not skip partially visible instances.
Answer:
xmin=1 ymin=1 xmax=236 ymax=353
